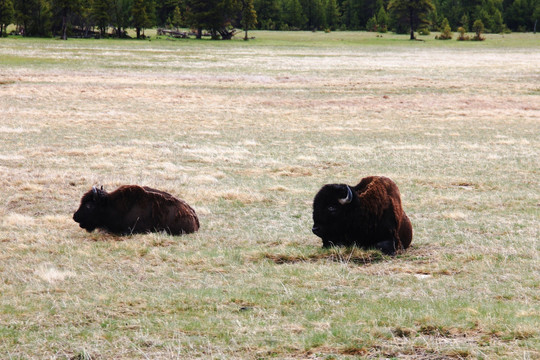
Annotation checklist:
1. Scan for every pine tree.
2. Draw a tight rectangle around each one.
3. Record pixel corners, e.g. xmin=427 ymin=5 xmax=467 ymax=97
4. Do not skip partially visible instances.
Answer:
xmin=170 ymin=4 xmax=181 ymax=28
xmin=436 ymin=16 xmax=452 ymax=38
xmin=492 ymin=8 xmax=503 ymax=32
xmin=146 ymin=0 xmax=156 ymax=26
xmin=155 ymin=0 xmax=178 ymax=27
xmin=14 ymin=0 xmax=52 ymax=36
xmin=52 ymin=0 xmax=82 ymax=39
xmin=110 ymin=0 xmax=132 ymax=37
xmin=460 ymin=13 xmax=469 ymax=31
xmin=185 ymin=0 xmax=239 ymax=39
xmin=366 ymin=14 xmax=377 ymax=31
xmin=184 ymin=0 xmax=212 ymax=38
xmin=377 ymin=5 xmax=388 ymax=32
xmin=254 ymin=0 xmax=280 ymax=29
xmin=132 ymin=0 xmax=148 ymax=38
xmin=300 ymin=0 xmax=324 ymax=29
xmin=435 ymin=0 xmax=462 ymax=31
xmin=240 ymin=0 xmax=256 ymax=39
xmin=78 ymin=0 xmax=93 ymax=36
xmin=504 ymin=0 xmax=537 ymax=31
xmin=0 ymin=0 xmax=15 ymax=36
xmin=388 ymin=0 xmax=435 ymax=39
xmin=92 ymin=0 xmax=110 ymax=36
xmin=472 ymin=18 xmax=485 ymax=39
xmin=324 ymin=0 xmax=339 ymax=30
xmin=283 ymin=0 xmax=306 ymax=29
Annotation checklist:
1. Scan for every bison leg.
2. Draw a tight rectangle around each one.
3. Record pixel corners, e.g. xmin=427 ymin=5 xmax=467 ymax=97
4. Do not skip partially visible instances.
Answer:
xmin=399 ymin=213 xmax=413 ymax=249
xmin=375 ymin=239 xmax=396 ymax=255
xmin=374 ymin=209 xmax=401 ymax=255
xmin=322 ymin=237 xmax=345 ymax=248
xmin=322 ymin=238 xmax=339 ymax=248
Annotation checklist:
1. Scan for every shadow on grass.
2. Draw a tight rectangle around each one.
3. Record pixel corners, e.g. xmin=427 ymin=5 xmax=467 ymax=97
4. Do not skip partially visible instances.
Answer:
xmin=256 ymin=242 xmax=438 ymax=266
xmin=260 ymin=247 xmax=388 ymax=265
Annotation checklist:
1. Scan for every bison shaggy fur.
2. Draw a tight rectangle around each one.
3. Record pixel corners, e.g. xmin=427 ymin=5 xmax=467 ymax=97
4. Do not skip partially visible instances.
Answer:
xmin=73 ymin=185 xmax=199 ymax=235
xmin=312 ymin=176 xmax=412 ymax=255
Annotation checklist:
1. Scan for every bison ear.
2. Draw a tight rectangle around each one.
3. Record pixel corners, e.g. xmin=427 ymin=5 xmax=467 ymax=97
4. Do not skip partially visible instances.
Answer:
xmin=338 ymin=185 xmax=353 ymax=205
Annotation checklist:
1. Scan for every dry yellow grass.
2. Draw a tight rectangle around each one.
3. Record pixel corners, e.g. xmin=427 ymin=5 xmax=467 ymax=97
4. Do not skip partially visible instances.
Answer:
xmin=0 ymin=32 xmax=539 ymax=359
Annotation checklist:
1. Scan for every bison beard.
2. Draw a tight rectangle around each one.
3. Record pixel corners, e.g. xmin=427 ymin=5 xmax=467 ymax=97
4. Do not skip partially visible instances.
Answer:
xmin=73 ymin=185 xmax=199 ymax=235
xmin=312 ymin=176 xmax=413 ymax=255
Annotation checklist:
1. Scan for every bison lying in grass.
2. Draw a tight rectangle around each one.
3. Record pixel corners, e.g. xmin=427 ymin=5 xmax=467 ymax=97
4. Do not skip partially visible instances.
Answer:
xmin=312 ymin=176 xmax=412 ymax=255
xmin=73 ymin=185 xmax=199 ymax=235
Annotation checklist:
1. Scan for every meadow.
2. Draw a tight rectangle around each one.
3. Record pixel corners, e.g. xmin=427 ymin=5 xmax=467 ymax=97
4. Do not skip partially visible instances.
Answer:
xmin=0 ymin=31 xmax=538 ymax=359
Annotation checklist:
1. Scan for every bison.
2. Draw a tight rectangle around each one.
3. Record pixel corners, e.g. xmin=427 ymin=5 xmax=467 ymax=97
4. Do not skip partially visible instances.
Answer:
xmin=312 ymin=176 xmax=412 ymax=255
xmin=73 ymin=185 xmax=199 ymax=235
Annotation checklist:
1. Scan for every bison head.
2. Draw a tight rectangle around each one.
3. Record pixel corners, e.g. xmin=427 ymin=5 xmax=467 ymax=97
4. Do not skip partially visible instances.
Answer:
xmin=73 ymin=186 xmax=107 ymax=232
xmin=312 ymin=184 xmax=354 ymax=247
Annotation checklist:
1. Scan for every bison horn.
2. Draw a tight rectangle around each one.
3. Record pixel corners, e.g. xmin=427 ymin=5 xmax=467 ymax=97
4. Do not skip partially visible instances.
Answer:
xmin=92 ymin=186 xmax=97 ymax=194
xmin=338 ymin=185 xmax=353 ymax=205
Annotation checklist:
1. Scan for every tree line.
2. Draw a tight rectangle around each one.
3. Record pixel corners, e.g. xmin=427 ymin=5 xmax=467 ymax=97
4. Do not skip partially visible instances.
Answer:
xmin=260 ymin=0 xmax=537 ymax=33
xmin=0 ymin=0 xmax=538 ymax=39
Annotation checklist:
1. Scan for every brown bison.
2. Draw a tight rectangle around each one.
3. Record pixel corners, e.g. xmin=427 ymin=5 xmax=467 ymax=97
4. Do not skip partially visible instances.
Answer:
xmin=312 ymin=176 xmax=412 ymax=255
xmin=73 ymin=185 xmax=199 ymax=235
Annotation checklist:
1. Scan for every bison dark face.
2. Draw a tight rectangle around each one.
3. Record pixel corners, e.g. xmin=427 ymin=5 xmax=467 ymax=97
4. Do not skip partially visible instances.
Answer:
xmin=312 ymin=184 xmax=354 ymax=247
xmin=73 ymin=186 xmax=107 ymax=232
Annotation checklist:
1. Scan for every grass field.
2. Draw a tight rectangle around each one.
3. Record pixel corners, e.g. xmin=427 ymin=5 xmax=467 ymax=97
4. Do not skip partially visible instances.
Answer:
xmin=0 ymin=31 xmax=539 ymax=359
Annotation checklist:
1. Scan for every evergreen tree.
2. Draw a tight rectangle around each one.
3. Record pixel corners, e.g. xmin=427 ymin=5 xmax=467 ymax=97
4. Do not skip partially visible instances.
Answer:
xmin=472 ymin=17 xmax=485 ymax=38
xmin=240 ymin=0 xmax=256 ymax=39
xmin=366 ymin=14 xmax=376 ymax=30
xmin=341 ymin=0 xmax=361 ymax=29
xmin=388 ymin=0 xmax=435 ymax=39
xmin=78 ymin=0 xmax=93 ymax=36
xmin=52 ymin=0 xmax=81 ymax=39
xmin=156 ymin=0 xmax=178 ymax=26
xmin=14 ymin=0 xmax=30 ymax=34
xmin=132 ymin=0 xmax=148 ymax=37
xmin=33 ymin=0 xmax=52 ymax=35
xmin=535 ymin=2 xmax=540 ymax=32
xmin=282 ymin=0 xmax=307 ymax=28
xmin=92 ymin=0 xmax=110 ymax=36
xmin=145 ymin=0 xmax=157 ymax=27
xmin=471 ymin=0 xmax=504 ymax=32
xmin=491 ymin=7 xmax=503 ymax=32
xmin=0 ymin=0 xmax=15 ymax=36
xmin=324 ymin=0 xmax=339 ymax=29
xmin=169 ymin=4 xmax=181 ymax=28
xmin=110 ymin=0 xmax=132 ymax=37
xmin=185 ymin=0 xmax=239 ymax=39
xmin=300 ymin=0 xmax=324 ymax=29
xmin=253 ymin=0 xmax=279 ymax=29
xmin=376 ymin=4 xmax=388 ymax=31
xmin=434 ymin=0 xmax=461 ymax=30
xmin=504 ymin=0 xmax=538 ymax=31
xmin=14 ymin=0 xmax=52 ymax=36
xmin=341 ymin=0 xmax=375 ymax=30
xmin=457 ymin=25 xmax=469 ymax=39
xmin=360 ymin=0 xmax=378 ymax=29
xmin=436 ymin=16 xmax=452 ymax=38
xmin=185 ymin=0 xmax=208 ymax=38
xmin=460 ymin=13 xmax=469 ymax=30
